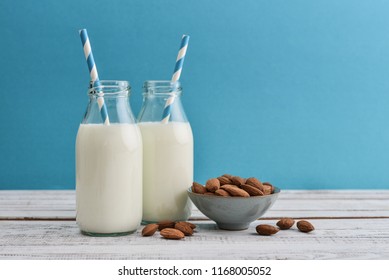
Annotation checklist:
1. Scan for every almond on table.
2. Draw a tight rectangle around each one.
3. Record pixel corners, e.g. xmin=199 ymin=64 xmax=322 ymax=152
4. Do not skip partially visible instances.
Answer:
xmin=256 ymin=224 xmax=279 ymax=236
xmin=142 ymin=224 xmax=159 ymax=236
xmin=297 ymin=220 xmax=315 ymax=233
xmin=160 ymin=228 xmax=185 ymax=240
xmin=157 ymin=220 xmax=176 ymax=231
xmin=276 ymin=218 xmax=295 ymax=230
xmin=180 ymin=221 xmax=196 ymax=229
xmin=175 ymin=222 xmax=193 ymax=236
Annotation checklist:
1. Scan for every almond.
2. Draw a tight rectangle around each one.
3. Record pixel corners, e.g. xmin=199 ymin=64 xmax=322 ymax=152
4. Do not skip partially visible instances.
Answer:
xmin=240 ymin=184 xmax=264 ymax=196
xmin=205 ymin=178 xmax=220 ymax=192
xmin=220 ymin=184 xmax=239 ymax=191
xmin=215 ymin=189 xmax=231 ymax=197
xmin=231 ymin=176 xmax=246 ymax=186
xmin=178 ymin=221 xmax=196 ymax=229
xmin=222 ymin=174 xmax=234 ymax=179
xmin=160 ymin=228 xmax=185 ymax=239
xmin=256 ymin=224 xmax=279 ymax=235
xmin=141 ymin=224 xmax=159 ymax=236
xmin=297 ymin=220 xmax=315 ymax=233
xmin=175 ymin=222 xmax=193 ymax=236
xmin=245 ymin=177 xmax=264 ymax=191
xmin=157 ymin=220 xmax=175 ymax=231
xmin=262 ymin=184 xmax=273 ymax=195
xmin=263 ymin=182 xmax=275 ymax=194
xmin=276 ymin=218 xmax=295 ymax=230
xmin=221 ymin=184 xmax=250 ymax=197
xmin=192 ymin=182 xmax=206 ymax=194
xmin=220 ymin=184 xmax=239 ymax=189
xmin=217 ymin=176 xmax=233 ymax=185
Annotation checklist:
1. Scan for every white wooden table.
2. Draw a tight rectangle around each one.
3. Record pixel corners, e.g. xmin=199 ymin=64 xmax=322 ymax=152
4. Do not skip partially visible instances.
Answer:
xmin=0 ymin=190 xmax=388 ymax=259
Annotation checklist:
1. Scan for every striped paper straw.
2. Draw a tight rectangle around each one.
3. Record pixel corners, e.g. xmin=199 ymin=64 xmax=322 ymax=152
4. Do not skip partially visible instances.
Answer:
xmin=161 ymin=35 xmax=190 ymax=124
xmin=79 ymin=29 xmax=110 ymax=125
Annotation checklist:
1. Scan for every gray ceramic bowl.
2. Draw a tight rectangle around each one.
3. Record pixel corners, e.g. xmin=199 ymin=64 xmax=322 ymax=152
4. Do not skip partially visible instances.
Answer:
xmin=187 ymin=187 xmax=280 ymax=230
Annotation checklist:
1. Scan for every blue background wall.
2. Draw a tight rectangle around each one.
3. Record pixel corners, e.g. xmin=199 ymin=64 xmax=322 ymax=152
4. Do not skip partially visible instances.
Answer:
xmin=1 ymin=0 xmax=389 ymax=189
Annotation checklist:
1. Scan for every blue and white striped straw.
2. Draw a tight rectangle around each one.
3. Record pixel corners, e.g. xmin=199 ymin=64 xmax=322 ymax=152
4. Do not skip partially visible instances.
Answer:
xmin=161 ymin=35 xmax=190 ymax=124
xmin=79 ymin=29 xmax=110 ymax=125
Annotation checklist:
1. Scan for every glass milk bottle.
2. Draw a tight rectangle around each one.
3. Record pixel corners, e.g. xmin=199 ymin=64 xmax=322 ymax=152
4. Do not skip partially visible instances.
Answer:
xmin=76 ymin=80 xmax=142 ymax=236
xmin=138 ymin=81 xmax=193 ymax=223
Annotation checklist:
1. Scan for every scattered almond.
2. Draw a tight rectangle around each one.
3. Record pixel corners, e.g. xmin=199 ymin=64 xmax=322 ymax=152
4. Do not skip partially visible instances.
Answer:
xmin=297 ymin=220 xmax=315 ymax=233
xmin=141 ymin=224 xmax=159 ymax=236
xmin=179 ymin=221 xmax=196 ymax=229
xmin=160 ymin=228 xmax=185 ymax=239
xmin=175 ymin=222 xmax=193 ymax=236
xmin=276 ymin=218 xmax=295 ymax=230
xmin=256 ymin=224 xmax=279 ymax=236
xmin=157 ymin=220 xmax=175 ymax=231
xmin=205 ymin=178 xmax=220 ymax=192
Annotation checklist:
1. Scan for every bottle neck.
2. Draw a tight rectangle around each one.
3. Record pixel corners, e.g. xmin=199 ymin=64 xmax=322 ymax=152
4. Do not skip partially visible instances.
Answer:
xmin=82 ymin=80 xmax=136 ymax=125
xmin=138 ymin=80 xmax=188 ymax=123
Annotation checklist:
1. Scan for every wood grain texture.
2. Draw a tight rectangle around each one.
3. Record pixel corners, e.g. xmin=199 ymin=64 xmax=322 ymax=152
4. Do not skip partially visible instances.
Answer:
xmin=0 ymin=219 xmax=388 ymax=260
xmin=0 ymin=190 xmax=388 ymax=260
xmin=1 ymin=190 xmax=389 ymax=220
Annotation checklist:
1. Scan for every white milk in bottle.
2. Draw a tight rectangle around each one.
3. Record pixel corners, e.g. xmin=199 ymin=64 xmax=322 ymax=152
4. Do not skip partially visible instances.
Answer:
xmin=76 ymin=80 xmax=142 ymax=236
xmin=138 ymin=81 xmax=193 ymax=223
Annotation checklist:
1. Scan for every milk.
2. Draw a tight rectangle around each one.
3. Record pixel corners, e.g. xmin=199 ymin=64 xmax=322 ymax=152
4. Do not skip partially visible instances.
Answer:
xmin=76 ymin=123 xmax=142 ymax=235
xmin=139 ymin=122 xmax=193 ymax=222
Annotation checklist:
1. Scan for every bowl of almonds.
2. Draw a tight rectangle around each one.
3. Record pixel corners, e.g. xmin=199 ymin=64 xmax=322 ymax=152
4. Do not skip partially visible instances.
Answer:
xmin=187 ymin=174 xmax=280 ymax=230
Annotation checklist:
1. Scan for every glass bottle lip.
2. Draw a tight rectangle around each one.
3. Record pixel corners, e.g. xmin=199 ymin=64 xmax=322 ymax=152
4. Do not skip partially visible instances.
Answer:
xmin=88 ymin=80 xmax=131 ymax=96
xmin=143 ymin=80 xmax=182 ymax=96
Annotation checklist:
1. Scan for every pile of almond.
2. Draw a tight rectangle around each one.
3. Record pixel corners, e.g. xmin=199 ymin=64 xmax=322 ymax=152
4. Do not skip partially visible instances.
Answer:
xmin=141 ymin=220 xmax=196 ymax=240
xmin=256 ymin=218 xmax=315 ymax=235
xmin=192 ymin=174 xmax=275 ymax=197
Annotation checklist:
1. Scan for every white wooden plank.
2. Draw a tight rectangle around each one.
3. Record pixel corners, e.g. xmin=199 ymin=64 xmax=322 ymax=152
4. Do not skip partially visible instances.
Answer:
xmin=0 ymin=218 xmax=388 ymax=260
xmin=1 ymin=210 xmax=389 ymax=221
xmin=1 ymin=190 xmax=389 ymax=220
xmin=1 ymin=190 xmax=389 ymax=199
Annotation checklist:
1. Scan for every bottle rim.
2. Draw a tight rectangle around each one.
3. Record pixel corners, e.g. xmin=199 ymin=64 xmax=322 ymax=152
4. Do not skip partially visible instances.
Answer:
xmin=143 ymin=80 xmax=182 ymax=96
xmin=88 ymin=80 xmax=131 ymax=96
